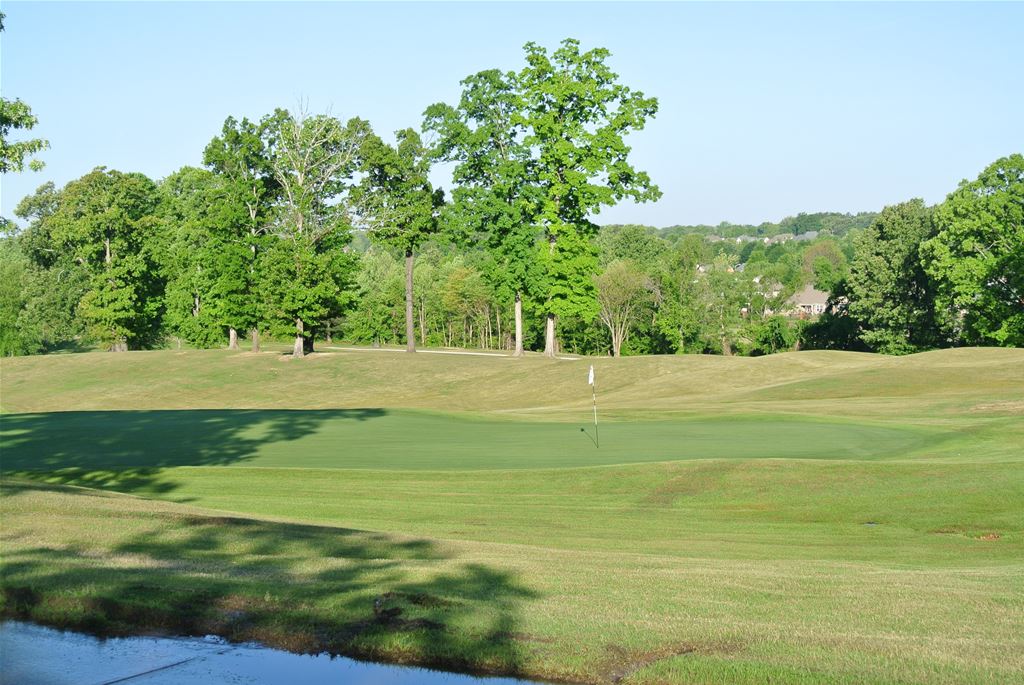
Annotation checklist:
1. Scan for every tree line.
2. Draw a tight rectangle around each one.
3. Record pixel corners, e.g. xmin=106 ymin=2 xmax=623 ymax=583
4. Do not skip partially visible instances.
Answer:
xmin=1 ymin=31 xmax=1020 ymax=358
xmin=649 ymin=210 xmax=879 ymax=242
xmin=2 ymin=38 xmax=661 ymax=358
xmin=806 ymin=157 xmax=1023 ymax=354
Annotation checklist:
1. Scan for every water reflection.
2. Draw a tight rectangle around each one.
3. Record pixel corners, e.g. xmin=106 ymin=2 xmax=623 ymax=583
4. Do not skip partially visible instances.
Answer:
xmin=0 ymin=621 xmax=534 ymax=685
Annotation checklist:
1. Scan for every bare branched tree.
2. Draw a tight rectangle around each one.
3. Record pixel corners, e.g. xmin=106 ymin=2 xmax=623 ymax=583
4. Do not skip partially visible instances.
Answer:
xmin=261 ymin=107 xmax=371 ymax=357
xmin=596 ymin=259 xmax=653 ymax=357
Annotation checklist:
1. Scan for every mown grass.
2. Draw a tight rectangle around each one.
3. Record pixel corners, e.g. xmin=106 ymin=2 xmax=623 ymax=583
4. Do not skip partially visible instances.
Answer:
xmin=1 ymin=409 xmax=952 ymax=473
xmin=1 ymin=347 xmax=1023 ymax=684
xmin=3 ymin=346 xmax=1021 ymax=419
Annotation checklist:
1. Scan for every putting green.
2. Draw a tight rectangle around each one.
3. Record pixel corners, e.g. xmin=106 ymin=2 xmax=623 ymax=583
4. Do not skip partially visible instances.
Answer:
xmin=2 ymin=408 xmax=944 ymax=473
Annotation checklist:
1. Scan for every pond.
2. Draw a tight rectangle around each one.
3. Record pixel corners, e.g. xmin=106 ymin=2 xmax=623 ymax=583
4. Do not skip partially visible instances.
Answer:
xmin=0 ymin=621 xmax=535 ymax=685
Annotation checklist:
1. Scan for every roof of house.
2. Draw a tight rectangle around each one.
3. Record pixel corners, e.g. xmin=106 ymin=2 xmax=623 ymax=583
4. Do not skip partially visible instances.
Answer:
xmin=788 ymin=285 xmax=830 ymax=306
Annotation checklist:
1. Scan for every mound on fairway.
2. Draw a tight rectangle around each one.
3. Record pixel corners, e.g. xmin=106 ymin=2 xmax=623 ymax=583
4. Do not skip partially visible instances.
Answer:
xmin=1 ymin=347 xmax=1022 ymax=684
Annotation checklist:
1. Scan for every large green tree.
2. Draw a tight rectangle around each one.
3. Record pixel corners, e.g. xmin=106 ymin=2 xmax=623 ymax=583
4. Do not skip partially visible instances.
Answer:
xmin=516 ymin=39 xmax=661 ymax=356
xmin=262 ymin=109 xmax=367 ymax=357
xmin=158 ymin=166 xmax=251 ymax=348
xmin=846 ymin=199 xmax=939 ymax=354
xmin=354 ymin=128 xmax=444 ymax=352
xmin=203 ymin=116 xmax=279 ymax=350
xmin=424 ymin=69 xmax=539 ymax=356
xmin=39 ymin=168 xmax=162 ymax=350
xmin=9 ymin=183 xmax=90 ymax=352
xmin=922 ymin=154 xmax=1024 ymax=347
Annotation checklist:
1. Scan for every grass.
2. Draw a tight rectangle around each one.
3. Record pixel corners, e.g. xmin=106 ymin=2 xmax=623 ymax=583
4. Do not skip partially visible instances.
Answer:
xmin=1 ymin=410 xmax=951 ymax=472
xmin=1 ymin=346 xmax=1023 ymax=684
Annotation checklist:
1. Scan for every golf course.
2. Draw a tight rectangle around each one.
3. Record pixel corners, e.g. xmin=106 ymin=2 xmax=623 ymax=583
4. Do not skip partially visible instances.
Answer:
xmin=1 ymin=346 xmax=1022 ymax=684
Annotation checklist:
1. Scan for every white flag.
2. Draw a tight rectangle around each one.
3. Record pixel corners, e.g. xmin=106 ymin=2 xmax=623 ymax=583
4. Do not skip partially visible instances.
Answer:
xmin=588 ymin=365 xmax=595 ymax=386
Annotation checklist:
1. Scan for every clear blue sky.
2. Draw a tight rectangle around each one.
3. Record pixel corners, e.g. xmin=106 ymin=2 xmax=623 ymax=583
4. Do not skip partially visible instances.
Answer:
xmin=2 ymin=2 xmax=1022 ymax=227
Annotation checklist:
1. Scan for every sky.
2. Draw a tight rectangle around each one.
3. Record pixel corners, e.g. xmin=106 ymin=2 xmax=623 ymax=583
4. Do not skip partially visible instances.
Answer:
xmin=2 ymin=2 xmax=1022 ymax=227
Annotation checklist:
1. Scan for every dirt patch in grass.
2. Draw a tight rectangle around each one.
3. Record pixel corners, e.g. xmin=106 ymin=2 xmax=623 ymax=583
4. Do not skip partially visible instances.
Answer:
xmin=969 ymin=401 xmax=1024 ymax=414
xmin=930 ymin=526 xmax=1001 ymax=541
xmin=182 ymin=515 xmax=257 ymax=527
xmin=603 ymin=639 xmax=743 ymax=684
xmin=605 ymin=645 xmax=692 ymax=683
xmin=644 ymin=463 xmax=738 ymax=507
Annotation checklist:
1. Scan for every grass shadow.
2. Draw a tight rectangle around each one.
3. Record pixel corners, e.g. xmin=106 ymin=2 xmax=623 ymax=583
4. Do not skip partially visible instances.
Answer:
xmin=1 ymin=409 xmax=387 ymax=494
xmin=1 ymin=481 xmax=541 ymax=679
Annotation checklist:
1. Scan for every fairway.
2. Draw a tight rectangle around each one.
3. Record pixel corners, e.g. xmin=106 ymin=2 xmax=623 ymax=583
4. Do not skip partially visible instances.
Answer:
xmin=2 ymin=348 xmax=1023 ymax=685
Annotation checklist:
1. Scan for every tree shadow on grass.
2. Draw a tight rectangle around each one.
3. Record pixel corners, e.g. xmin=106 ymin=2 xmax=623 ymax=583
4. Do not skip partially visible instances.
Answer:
xmin=1 ymin=481 xmax=542 ymax=679
xmin=0 ymin=409 xmax=386 ymax=495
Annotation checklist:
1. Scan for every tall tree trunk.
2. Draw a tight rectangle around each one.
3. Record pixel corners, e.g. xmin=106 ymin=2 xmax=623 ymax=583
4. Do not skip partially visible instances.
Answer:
xmin=544 ymin=314 xmax=556 ymax=358
xmin=105 ymin=237 xmax=120 ymax=352
xmin=228 ymin=327 xmax=239 ymax=350
xmin=293 ymin=318 xmax=305 ymax=358
xmin=419 ymin=300 xmax=427 ymax=345
xmin=513 ymin=292 xmax=524 ymax=357
xmin=543 ymin=230 xmax=557 ymax=358
xmin=405 ymin=248 xmax=416 ymax=353
xmin=251 ymin=328 xmax=260 ymax=353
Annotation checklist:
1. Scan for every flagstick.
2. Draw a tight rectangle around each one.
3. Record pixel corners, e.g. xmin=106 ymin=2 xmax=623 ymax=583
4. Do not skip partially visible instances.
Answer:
xmin=592 ymin=378 xmax=599 ymax=449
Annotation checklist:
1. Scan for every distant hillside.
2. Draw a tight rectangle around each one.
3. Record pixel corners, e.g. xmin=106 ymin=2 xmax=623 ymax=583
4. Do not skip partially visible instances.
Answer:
xmin=606 ymin=211 xmax=879 ymax=243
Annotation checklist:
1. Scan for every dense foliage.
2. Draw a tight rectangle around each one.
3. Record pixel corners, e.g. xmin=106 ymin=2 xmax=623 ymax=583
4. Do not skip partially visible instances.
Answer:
xmin=0 ymin=33 xmax=1019 ymax=357
xmin=2 ymin=152 xmax=1020 ymax=357
xmin=923 ymin=154 xmax=1024 ymax=347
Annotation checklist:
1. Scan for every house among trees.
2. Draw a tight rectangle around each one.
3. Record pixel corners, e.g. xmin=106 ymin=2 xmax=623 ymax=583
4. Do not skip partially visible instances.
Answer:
xmin=787 ymin=285 xmax=830 ymax=317
xmin=753 ymin=275 xmax=783 ymax=299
